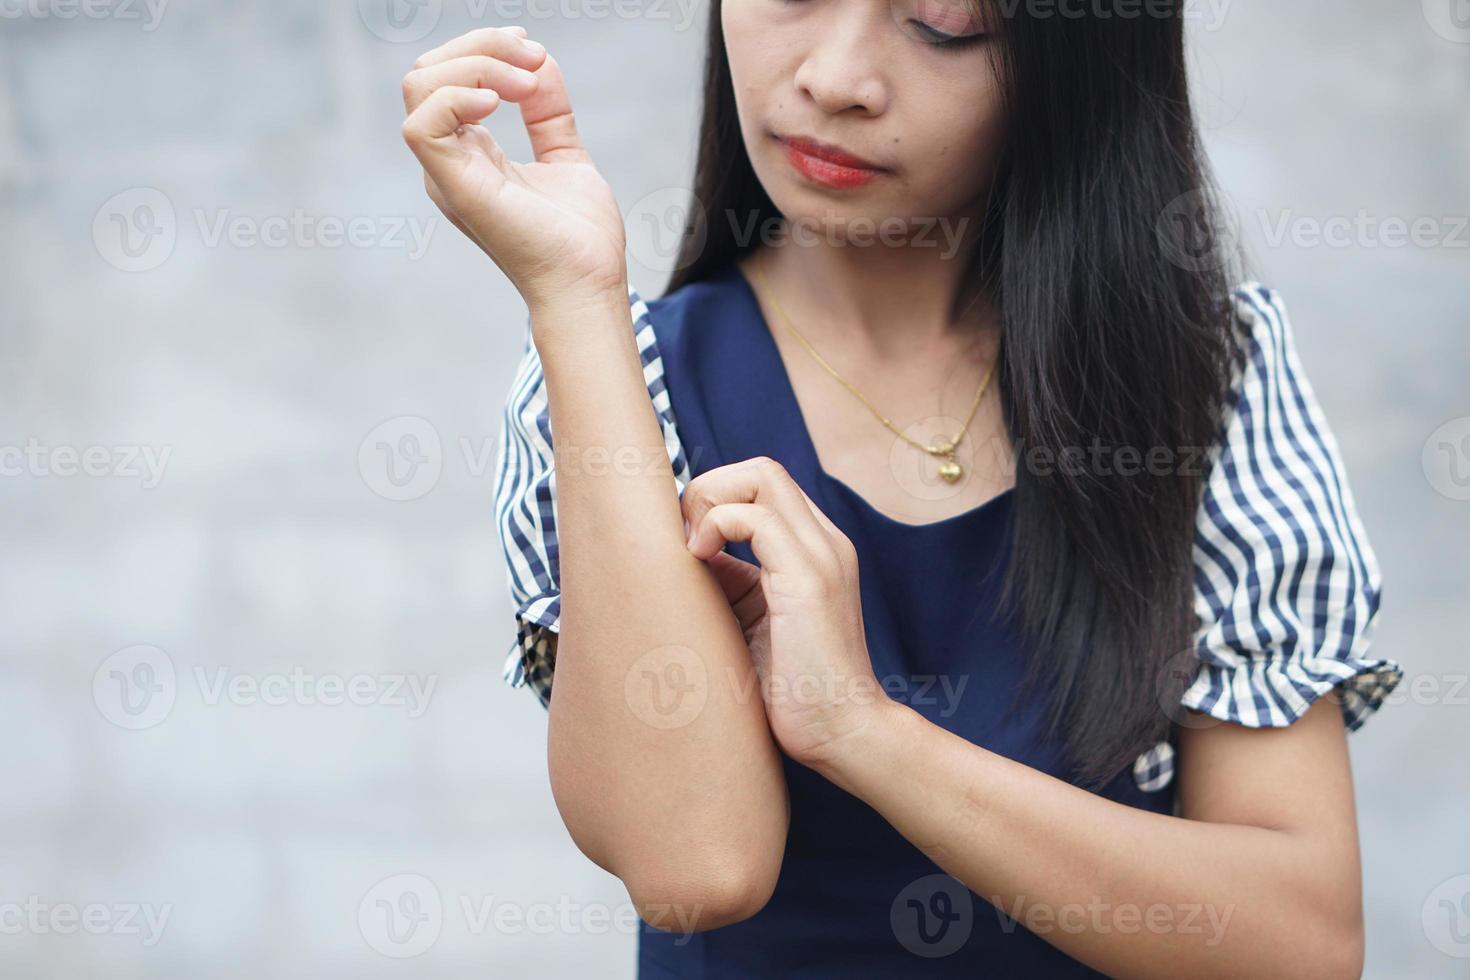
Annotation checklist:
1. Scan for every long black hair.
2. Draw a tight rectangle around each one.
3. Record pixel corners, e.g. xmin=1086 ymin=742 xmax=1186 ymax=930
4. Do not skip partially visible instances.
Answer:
xmin=665 ymin=1 xmax=1247 ymax=789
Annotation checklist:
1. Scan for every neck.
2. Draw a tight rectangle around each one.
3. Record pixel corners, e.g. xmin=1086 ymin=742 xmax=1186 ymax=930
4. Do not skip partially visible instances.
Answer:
xmin=748 ymin=214 xmax=998 ymax=360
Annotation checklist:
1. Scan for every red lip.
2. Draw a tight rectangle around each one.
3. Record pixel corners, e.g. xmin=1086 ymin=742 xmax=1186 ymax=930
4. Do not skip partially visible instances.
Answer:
xmin=778 ymin=133 xmax=885 ymax=170
xmin=775 ymin=133 xmax=888 ymax=189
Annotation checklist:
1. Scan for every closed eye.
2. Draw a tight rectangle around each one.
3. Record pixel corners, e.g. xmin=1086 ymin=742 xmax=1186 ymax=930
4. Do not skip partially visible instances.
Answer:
xmin=910 ymin=20 xmax=988 ymax=49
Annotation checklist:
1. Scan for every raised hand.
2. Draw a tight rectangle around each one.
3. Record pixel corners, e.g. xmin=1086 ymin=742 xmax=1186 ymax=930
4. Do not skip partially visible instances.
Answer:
xmin=400 ymin=26 xmax=628 ymax=310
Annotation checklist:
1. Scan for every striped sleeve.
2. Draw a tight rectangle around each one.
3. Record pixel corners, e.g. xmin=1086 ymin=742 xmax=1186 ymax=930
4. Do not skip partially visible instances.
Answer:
xmin=1183 ymin=283 xmax=1401 ymax=731
xmin=492 ymin=283 xmax=693 ymax=707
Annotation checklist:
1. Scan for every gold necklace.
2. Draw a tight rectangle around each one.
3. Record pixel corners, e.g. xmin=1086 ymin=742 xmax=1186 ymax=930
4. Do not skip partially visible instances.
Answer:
xmin=750 ymin=257 xmax=997 ymax=484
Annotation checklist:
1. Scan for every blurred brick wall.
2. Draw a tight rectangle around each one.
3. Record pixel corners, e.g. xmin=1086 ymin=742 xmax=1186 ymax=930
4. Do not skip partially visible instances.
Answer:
xmin=0 ymin=1 xmax=1465 ymax=976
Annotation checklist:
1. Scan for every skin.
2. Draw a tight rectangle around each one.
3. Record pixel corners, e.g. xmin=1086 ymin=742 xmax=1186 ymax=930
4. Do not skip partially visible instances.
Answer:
xmin=402 ymin=7 xmax=1368 ymax=976
xmin=684 ymin=463 xmax=1365 ymax=978
xmin=723 ymin=0 xmax=1012 ymax=525
xmin=402 ymin=27 xmax=791 ymax=931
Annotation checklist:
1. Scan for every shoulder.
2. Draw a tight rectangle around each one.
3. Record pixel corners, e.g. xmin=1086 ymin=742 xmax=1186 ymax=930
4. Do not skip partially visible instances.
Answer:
xmin=1223 ymin=280 xmax=1298 ymax=394
xmin=1186 ymin=279 xmax=1400 ymax=732
xmin=1210 ymin=278 xmax=1351 ymax=479
xmin=1229 ymin=279 xmax=1288 ymax=324
xmin=1204 ymin=279 xmax=1371 ymax=570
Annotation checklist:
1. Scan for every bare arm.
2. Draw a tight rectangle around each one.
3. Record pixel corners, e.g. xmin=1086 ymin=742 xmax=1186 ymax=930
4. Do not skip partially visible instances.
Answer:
xmin=809 ymin=695 xmax=1364 ymax=979
xmin=676 ymin=434 xmax=1381 ymax=976
xmin=532 ymin=290 xmax=789 ymax=932
xmin=397 ymin=25 xmax=788 ymax=931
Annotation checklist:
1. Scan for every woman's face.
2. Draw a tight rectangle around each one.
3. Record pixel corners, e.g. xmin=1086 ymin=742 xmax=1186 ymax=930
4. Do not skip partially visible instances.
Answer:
xmin=722 ymin=0 xmax=1005 ymax=239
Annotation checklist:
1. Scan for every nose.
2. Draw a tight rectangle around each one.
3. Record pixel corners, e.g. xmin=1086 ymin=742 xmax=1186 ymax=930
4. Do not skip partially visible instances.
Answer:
xmin=791 ymin=9 xmax=889 ymax=116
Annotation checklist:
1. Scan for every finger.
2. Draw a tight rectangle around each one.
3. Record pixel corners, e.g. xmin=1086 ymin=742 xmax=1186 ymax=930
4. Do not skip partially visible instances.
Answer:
xmin=795 ymin=487 xmax=849 ymax=548
xmin=517 ymin=51 xmax=592 ymax=165
xmin=452 ymin=120 xmax=509 ymax=169
xmin=688 ymin=503 xmax=814 ymax=579
xmin=401 ymin=85 xmax=508 ymax=189
xmin=705 ymin=551 xmax=768 ymax=633
xmin=411 ymin=25 xmax=543 ymax=70
xmin=423 ymin=173 xmax=476 ymax=241
xmin=402 ymin=54 xmax=544 ymax=115
xmin=703 ymin=549 xmax=763 ymax=606
xmin=682 ymin=457 xmax=835 ymax=563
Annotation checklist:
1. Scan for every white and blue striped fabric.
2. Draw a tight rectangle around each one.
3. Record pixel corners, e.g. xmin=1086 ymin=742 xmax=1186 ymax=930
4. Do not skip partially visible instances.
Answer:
xmin=493 ymin=280 xmax=1401 ymax=793
xmin=493 ymin=284 xmax=690 ymax=707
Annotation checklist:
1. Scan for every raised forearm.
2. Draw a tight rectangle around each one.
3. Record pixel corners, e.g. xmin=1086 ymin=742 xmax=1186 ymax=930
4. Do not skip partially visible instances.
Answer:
xmin=530 ymin=290 xmax=789 ymax=929
xmin=815 ymin=700 xmax=1362 ymax=979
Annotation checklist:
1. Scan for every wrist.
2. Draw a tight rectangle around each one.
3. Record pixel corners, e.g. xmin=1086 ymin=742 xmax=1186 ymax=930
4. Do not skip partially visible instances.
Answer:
xmin=805 ymin=695 xmax=917 ymax=792
xmin=527 ymin=279 xmax=629 ymax=327
xmin=529 ymin=290 xmax=631 ymax=351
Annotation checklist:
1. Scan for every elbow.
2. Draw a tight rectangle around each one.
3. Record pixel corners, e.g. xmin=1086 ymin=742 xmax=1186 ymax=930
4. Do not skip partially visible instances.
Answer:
xmin=1291 ymin=905 xmax=1364 ymax=980
xmin=1323 ymin=921 xmax=1365 ymax=980
xmin=547 ymin=763 xmax=783 ymax=933
xmin=1321 ymin=879 xmax=1366 ymax=980
xmin=624 ymin=851 xmax=782 ymax=934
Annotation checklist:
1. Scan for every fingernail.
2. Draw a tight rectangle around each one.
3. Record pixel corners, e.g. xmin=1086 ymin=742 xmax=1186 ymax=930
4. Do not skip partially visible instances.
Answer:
xmin=683 ymin=518 xmax=692 ymax=544
xmin=522 ymin=37 xmax=545 ymax=55
xmin=506 ymin=24 xmax=528 ymax=36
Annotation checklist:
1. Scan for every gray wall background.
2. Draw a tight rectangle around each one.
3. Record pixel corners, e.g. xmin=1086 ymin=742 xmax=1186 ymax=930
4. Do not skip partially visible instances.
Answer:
xmin=1 ymin=0 xmax=1466 ymax=976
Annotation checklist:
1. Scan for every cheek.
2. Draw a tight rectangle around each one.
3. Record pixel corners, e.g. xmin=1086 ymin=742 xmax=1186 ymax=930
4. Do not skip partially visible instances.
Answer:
xmin=721 ymin=0 xmax=769 ymax=90
xmin=901 ymin=78 xmax=1006 ymax=209
xmin=722 ymin=0 xmax=793 ymax=165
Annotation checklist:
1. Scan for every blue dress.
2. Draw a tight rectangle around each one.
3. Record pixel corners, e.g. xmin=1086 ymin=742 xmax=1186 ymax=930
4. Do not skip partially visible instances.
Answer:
xmin=494 ymin=259 xmax=1400 ymax=977
xmin=633 ymin=261 xmax=1171 ymax=978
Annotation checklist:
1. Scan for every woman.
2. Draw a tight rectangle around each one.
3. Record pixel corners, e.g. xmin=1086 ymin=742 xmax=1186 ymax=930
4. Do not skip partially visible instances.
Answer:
xmin=401 ymin=5 xmax=1401 ymax=977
